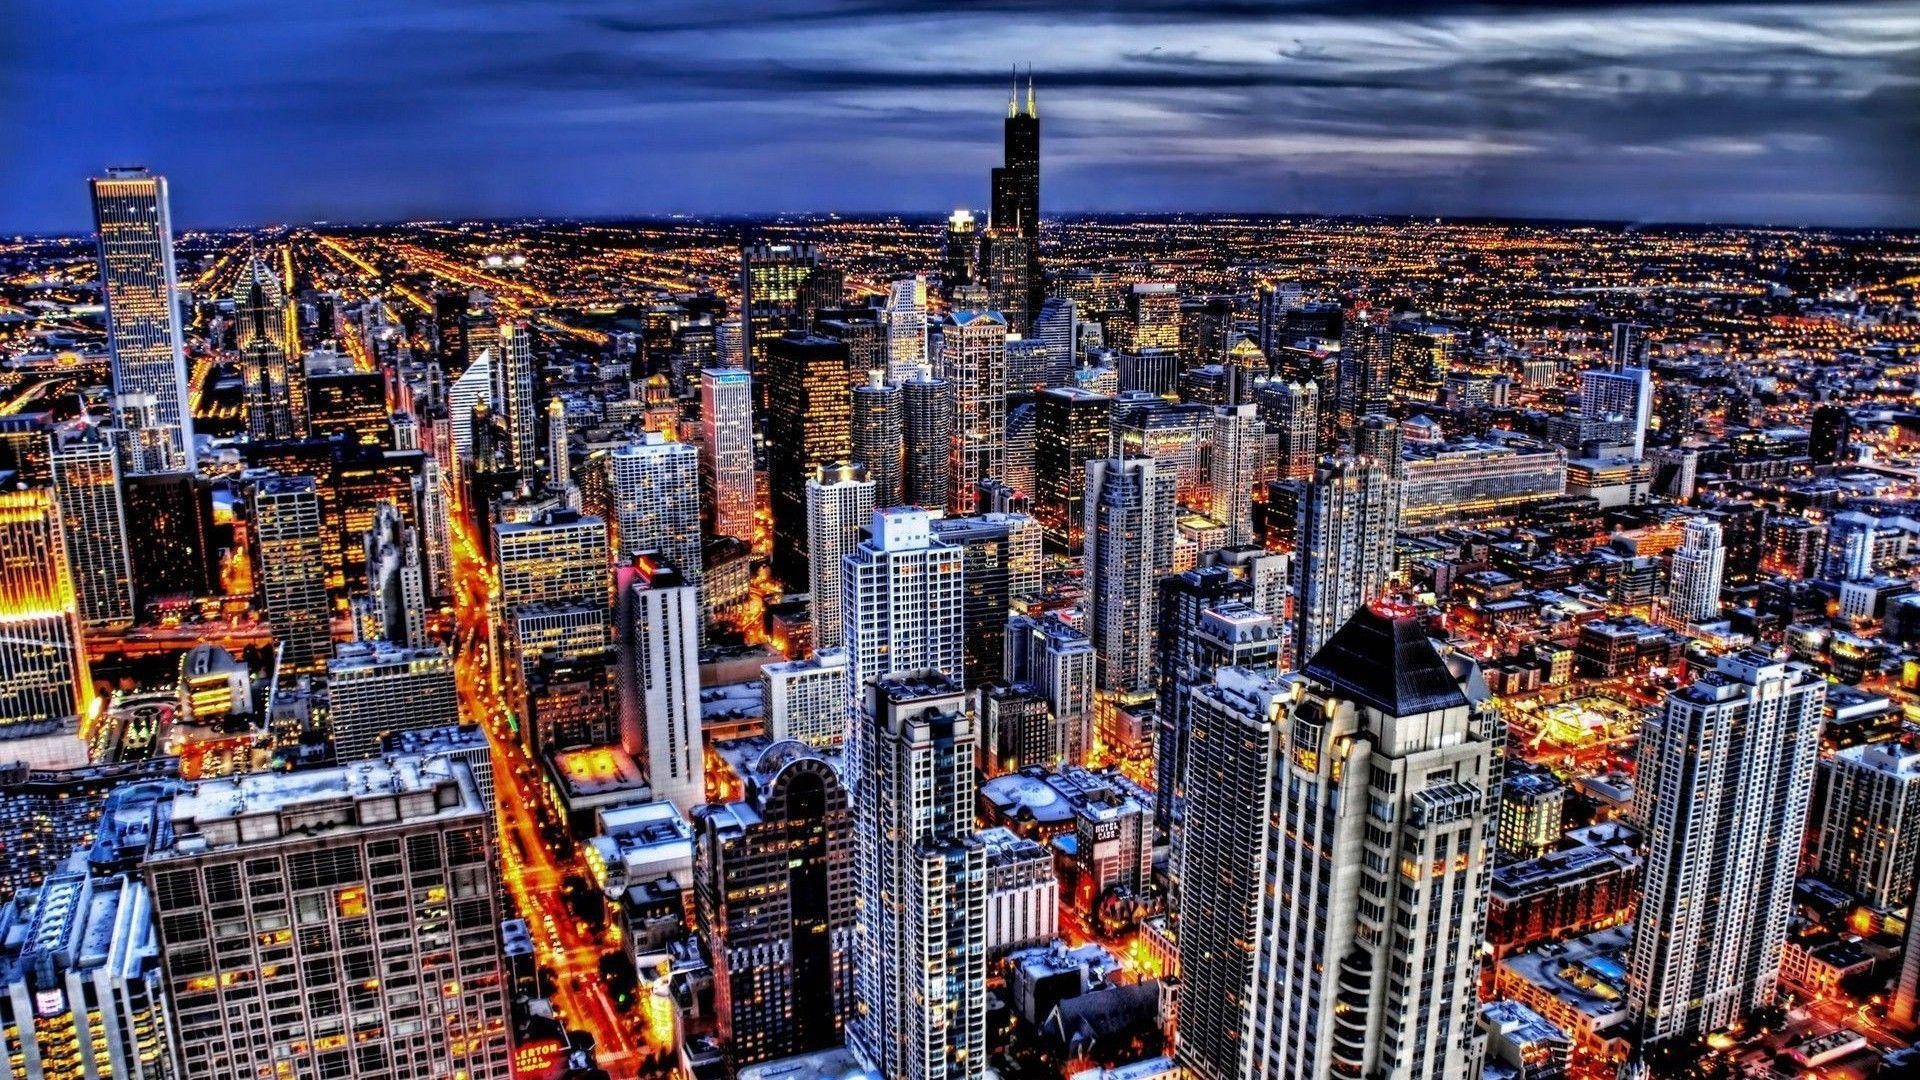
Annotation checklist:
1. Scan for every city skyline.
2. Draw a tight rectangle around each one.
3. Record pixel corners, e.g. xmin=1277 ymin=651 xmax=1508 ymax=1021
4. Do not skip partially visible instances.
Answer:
xmin=6 ymin=2 xmax=1919 ymax=232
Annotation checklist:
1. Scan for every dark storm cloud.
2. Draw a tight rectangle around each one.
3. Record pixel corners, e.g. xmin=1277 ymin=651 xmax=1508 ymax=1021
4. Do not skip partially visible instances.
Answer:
xmin=2 ymin=0 xmax=1915 ymax=230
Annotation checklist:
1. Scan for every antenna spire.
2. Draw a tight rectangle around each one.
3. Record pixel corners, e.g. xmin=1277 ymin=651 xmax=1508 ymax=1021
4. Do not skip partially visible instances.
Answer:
xmin=1025 ymin=67 xmax=1036 ymax=118
xmin=1009 ymin=65 xmax=1018 ymax=118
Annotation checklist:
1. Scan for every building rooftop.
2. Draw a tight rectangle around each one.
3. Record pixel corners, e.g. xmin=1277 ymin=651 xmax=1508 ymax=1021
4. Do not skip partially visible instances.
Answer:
xmin=1305 ymin=605 xmax=1468 ymax=717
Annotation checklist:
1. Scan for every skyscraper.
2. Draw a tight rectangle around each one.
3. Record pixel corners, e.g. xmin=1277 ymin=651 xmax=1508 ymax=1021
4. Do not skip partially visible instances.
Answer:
xmin=699 ymin=367 xmax=756 ymax=542
xmin=1809 ymin=403 xmax=1854 ymax=466
xmin=943 ymin=209 xmax=977 ymax=296
xmin=1628 ymin=650 xmax=1824 ymax=1043
xmin=1260 ymin=378 xmax=1320 ymax=482
xmin=885 ymin=275 xmax=930 ymax=380
xmin=1336 ymin=304 xmax=1392 ymax=436
xmin=1004 ymin=612 xmax=1096 ymax=765
xmin=362 ymin=499 xmax=427 ymax=648
xmin=1897 ymin=876 xmax=1920 ymax=1030
xmin=1579 ymin=349 xmax=1654 ymax=460
xmin=494 ymin=320 xmax=539 ymax=480
xmin=1031 ymin=296 xmax=1077 ymax=386
xmin=806 ymin=463 xmax=875 ymax=652
xmin=850 ymin=673 xmax=987 ymax=1080
xmin=617 ymin=558 xmax=704 ymax=815
xmin=1153 ymin=569 xmax=1273 ymax=830
xmin=1293 ymin=445 xmax=1401 ymax=665
xmin=610 ymin=432 xmax=703 ymax=583
xmin=326 ymin=640 xmax=458 ymax=762
xmin=1808 ymin=738 xmax=1920 ymax=910
xmin=695 ymin=737 xmax=855 ymax=1066
xmin=546 ymin=398 xmax=572 ymax=493
xmin=252 ymin=476 xmax=332 ymax=676
xmin=49 ymin=421 xmax=135 ymax=629
xmin=930 ymin=511 xmax=1042 ymax=688
xmin=740 ymin=241 xmax=820 ymax=370
xmin=1208 ymin=403 xmax=1263 ymax=548
xmin=761 ymin=648 xmax=851 ymax=748
xmin=142 ymin=753 xmax=510 ymax=1080
xmin=445 ymin=349 xmax=492 ymax=466
xmin=89 ymin=168 xmax=195 ymax=471
xmin=840 ymin=508 xmax=966 ymax=709
xmin=0 ymin=869 xmax=173 ymax=1080
xmin=494 ymin=508 xmax=609 ymax=612
xmin=1032 ymin=386 xmax=1110 ymax=552
xmin=1663 ymin=516 xmax=1726 ymax=626
xmin=1084 ymin=458 xmax=1176 ymax=695
xmin=988 ymin=71 xmax=1042 ymax=328
xmin=0 ymin=488 xmax=90 ymax=730
xmin=233 ymin=256 xmax=307 ymax=441
xmin=901 ymin=374 xmax=953 ymax=512
xmin=764 ymin=332 xmax=853 ymax=588
xmin=851 ymin=373 xmax=904 ymax=509
xmin=1175 ymin=608 xmax=1497 ymax=1080
xmin=939 ymin=309 xmax=1009 ymax=516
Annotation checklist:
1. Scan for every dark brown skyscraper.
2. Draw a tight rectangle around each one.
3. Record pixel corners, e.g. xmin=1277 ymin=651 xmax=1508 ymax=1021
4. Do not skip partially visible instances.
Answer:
xmin=764 ymin=332 xmax=852 ymax=588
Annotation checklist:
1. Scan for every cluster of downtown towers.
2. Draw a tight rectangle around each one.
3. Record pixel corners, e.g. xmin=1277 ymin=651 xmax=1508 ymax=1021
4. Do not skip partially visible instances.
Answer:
xmin=0 ymin=81 xmax=1912 ymax=1080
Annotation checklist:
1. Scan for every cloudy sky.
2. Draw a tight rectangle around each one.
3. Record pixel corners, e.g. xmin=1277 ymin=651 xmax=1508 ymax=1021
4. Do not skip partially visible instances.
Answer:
xmin=5 ymin=1 xmax=1917 ymax=231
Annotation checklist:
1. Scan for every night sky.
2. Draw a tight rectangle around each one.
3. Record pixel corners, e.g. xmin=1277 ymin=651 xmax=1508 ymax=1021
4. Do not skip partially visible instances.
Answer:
xmin=6 ymin=1 xmax=1918 ymax=232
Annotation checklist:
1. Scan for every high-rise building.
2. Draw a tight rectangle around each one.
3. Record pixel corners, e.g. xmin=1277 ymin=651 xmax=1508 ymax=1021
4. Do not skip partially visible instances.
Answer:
xmin=49 ymin=421 xmax=135 ymax=629
xmin=1154 ymin=570 xmax=1277 ymax=831
xmin=326 ymin=641 xmax=458 ymax=762
xmin=764 ymin=333 xmax=853 ymax=588
xmin=1578 ymin=355 xmax=1654 ymax=460
xmin=122 ymin=470 xmax=213 ymax=603
xmin=1809 ymin=403 xmax=1854 ymax=467
xmin=695 ymin=737 xmax=855 ymax=1066
xmin=1897 ymin=875 xmax=1920 ymax=1030
xmin=234 ymin=256 xmax=307 ymax=441
xmin=698 ymin=368 xmax=756 ymax=542
xmin=980 ymin=230 xmax=1032 ymax=334
xmin=987 ymin=73 xmax=1042 ymax=328
xmin=89 ymin=168 xmax=195 ymax=472
xmin=0 ymin=869 xmax=173 ymax=1080
xmin=1336 ymin=305 xmax=1393 ymax=436
xmin=362 ymin=499 xmax=427 ymax=648
xmin=1003 ymin=613 xmax=1096 ymax=765
xmin=1110 ymin=394 xmax=1213 ymax=507
xmin=493 ymin=321 xmax=538 ymax=480
xmin=494 ymin=508 xmax=608 ymax=611
xmin=1259 ymin=378 xmax=1320 ymax=482
xmin=445 ymin=349 xmax=492 ymax=466
xmin=1030 ymin=296 xmax=1077 ymax=387
xmin=1663 ymin=516 xmax=1726 ymax=626
xmin=1122 ymin=283 xmax=1180 ymax=352
xmin=840 ymin=509 xmax=965 ymax=712
xmin=1084 ymin=458 xmax=1176 ymax=695
xmin=252 ymin=476 xmax=332 ymax=676
xmin=762 ymin=649 xmax=850 ymax=748
xmin=901 ymin=374 xmax=953 ymax=511
xmin=546 ymin=398 xmax=572 ymax=493
xmin=1209 ymin=403 xmax=1263 ymax=548
xmin=1628 ymin=650 xmax=1824 ymax=1043
xmin=943 ymin=209 xmax=977 ymax=296
xmin=610 ymin=432 xmax=703 ymax=583
xmin=1174 ymin=608 xmax=1497 ymax=1080
xmin=806 ymin=463 xmax=876 ymax=652
xmin=142 ymin=753 xmax=510 ymax=1080
xmin=616 ymin=558 xmax=704 ymax=814
xmin=0 ymin=488 xmax=90 ymax=732
xmin=1611 ymin=320 xmax=1649 ymax=368
xmin=740 ymin=241 xmax=820 ymax=370
xmin=849 ymin=673 xmax=987 ymax=1080
xmin=1293 ymin=446 xmax=1401 ymax=665
xmin=885 ymin=275 xmax=930 ymax=380
xmin=1033 ymin=386 xmax=1110 ymax=552
xmin=851 ymin=373 xmax=904 ymax=510
xmin=1807 ymin=737 xmax=1920 ymax=909
xmin=938 ymin=309 xmax=1009 ymax=516
xmin=930 ymin=512 xmax=1042 ymax=689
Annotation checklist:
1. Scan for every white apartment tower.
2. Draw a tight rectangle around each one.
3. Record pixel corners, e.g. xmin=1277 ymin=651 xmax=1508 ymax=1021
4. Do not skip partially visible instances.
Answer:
xmin=806 ymin=463 xmax=875 ymax=652
xmin=617 ymin=559 xmax=705 ymax=815
xmin=850 ymin=673 xmax=988 ymax=1080
xmin=1083 ymin=458 xmax=1176 ymax=695
xmin=1175 ymin=607 xmax=1497 ymax=1080
xmin=1628 ymin=650 xmax=1824 ymax=1043
xmin=886 ymin=275 xmax=930 ymax=381
xmin=1664 ymin=516 xmax=1726 ymax=626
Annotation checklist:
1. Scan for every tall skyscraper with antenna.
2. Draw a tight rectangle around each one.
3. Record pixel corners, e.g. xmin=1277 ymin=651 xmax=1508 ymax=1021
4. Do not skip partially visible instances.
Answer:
xmin=985 ymin=70 xmax=1042 ymax=332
